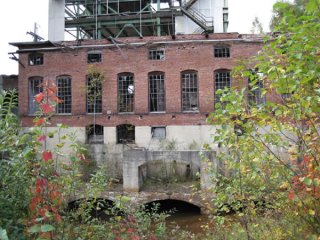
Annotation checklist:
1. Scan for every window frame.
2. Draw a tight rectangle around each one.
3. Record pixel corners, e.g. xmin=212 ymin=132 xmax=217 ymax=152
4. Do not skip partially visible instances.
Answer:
xmin=148 ymin=49 xmax=165 ymax=60
xmin=86 ymin=74 xmax=103 ymax=114
xmin=28 ymin=76 xmax=43 ymax=115
xmin=214 ymin=45 xmax=230 ymax=58
xmin=247 ymin=72 xmax=266 ymax=106
xmin=116 ymin=124 xmax=135 ymax=144
xmin=86 ymin=124 xmax=104 ymax=144
xmin=148 ymin=71 xmax=166 ymax=113
xmin=56 ymin=75 xmax=72 ymax=115
xmin=87 ymin=50 xmax=102 ymax=63
xmin=118 ymin=72 xmax=134 ymax=113
xmin=214 ymin=70 xmax=231 ymax=108
xmin=28 ymin=53 xmax=44 ymax=66
xmin=181 ymin=70 xmax=199 ymax=112
xmin=151 ymin=126 xmax=166 ymax=139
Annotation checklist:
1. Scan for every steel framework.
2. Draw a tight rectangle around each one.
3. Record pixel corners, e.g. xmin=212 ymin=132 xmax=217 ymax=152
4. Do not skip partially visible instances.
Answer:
xmin=64 ymin=0 xmax=213 ymax=39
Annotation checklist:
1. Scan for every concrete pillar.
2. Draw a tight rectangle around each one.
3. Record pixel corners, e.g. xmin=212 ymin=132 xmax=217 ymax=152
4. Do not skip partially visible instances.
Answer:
xmin=123 ymin=149 xmax=147 ymax=192
xmin=200 ymin=151 xmax=216 ymax=191
xmin=48 ymin=0 xmax=65 ymax=41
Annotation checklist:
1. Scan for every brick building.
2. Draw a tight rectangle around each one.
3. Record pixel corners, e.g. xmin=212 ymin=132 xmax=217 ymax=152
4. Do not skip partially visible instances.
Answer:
xmin=10 ymin=33 xmax=264 ymax=178
xmin=7 ymin=0 xmax=271 ymax=184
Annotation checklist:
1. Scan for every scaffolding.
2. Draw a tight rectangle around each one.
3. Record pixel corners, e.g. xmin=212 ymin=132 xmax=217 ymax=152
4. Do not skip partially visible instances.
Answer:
xmin=64 ymin=0 xmax=214 ymax=40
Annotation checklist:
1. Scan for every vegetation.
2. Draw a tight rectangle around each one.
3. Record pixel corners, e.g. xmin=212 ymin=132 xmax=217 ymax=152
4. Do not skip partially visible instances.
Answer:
xmin=0 ymin=0 xmax=319 ymax=239
xmin=206 ymin=0 xmax=320 ymax=239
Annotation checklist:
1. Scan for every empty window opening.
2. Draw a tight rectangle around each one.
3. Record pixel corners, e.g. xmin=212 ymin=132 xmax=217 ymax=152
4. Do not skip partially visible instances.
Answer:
xmin=29 ymin=77 xmax=43 ymax=114
xmin=118 ymin=73 xmax=134 ymax=113
xmin=181 ymin=71 xmax=198 ymax=112
xmin=117 ymin=124 xmax=135 ymax=144
xmin=29 ymin=53 xmax=44 ymax=65
xmin=214 ymin=46 xmax=230 ymax=58
xmin=86 ymin=75 xmax=102 ymax=114
xmin=87 ymin=51 xmax=102 ymax=63
xmin=149 ymin=72 xmax=165 ymax=112
xmin=86 ymin=124 xmax=104 ymax=144
xmin=56 ymin=76 xmax=72 ymax=114
xmin=148 ymin=49 xmax=165 ymax=60
xmin=248 ymin=72 xmax=265 ymax=105
xmin=151 ymin=126 xmax=166 ymax=139
xmin=214 ymin=70 xmax=231 ymax=107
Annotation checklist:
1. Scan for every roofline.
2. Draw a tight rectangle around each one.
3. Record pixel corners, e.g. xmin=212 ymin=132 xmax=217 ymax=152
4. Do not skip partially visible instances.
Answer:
xmin=10 ymin=36 xmax=265 ymax=54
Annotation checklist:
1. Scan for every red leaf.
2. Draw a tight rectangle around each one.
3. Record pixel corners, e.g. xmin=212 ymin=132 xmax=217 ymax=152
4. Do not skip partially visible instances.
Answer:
xmin=37 ymin=135 xmax=46 ymax=142
xmin=36 ymin=178 xmax=48 ymax=188
xmin=40 ymin=103 xmax=54 ymax=114
xmin=34 ymin=118 xmax=45 ymax=126
xmin=288 ymin=190 xmax=295 ymax=200
xmin=127 ymin=228 xmax=134 ymax=233
xmin=50 ymin=95 xmax=63 ymax=104
xmin=34 ymin=92 xmax=44 ymax=103
xmin=42 ymin=151 xmax=53 ymax=162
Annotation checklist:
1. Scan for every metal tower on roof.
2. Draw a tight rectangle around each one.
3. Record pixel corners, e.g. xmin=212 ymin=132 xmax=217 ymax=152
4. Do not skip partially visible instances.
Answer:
xmin=49 ymin=0 xmax=218 ymax=41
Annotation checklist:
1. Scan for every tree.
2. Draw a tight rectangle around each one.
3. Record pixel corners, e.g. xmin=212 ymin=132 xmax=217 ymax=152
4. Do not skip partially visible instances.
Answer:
xmin=207 ymin=0 xmax=320 ymax=238
xmin=270 ymin=0 xmax=310 ymax=31
xmin=250 ymin=17 xmax=263 ymax=34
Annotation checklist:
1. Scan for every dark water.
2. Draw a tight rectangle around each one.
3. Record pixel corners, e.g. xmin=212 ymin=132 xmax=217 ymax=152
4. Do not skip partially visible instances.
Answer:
xmin=146 ymin=199 xmax=211 ymax=234
xmin=166 ymin=212 xmax=210 ymax=234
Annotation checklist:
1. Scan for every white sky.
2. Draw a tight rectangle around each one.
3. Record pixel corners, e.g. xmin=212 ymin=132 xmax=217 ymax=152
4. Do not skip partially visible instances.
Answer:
xmin=0 ymin=0 xmax=279 ymax=75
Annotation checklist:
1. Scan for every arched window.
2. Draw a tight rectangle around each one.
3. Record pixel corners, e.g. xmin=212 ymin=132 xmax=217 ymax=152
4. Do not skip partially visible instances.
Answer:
xmin=118 ymin=73 xmax=134 ymax=113
xmin=29 ymin=76 xmax=43 ymax=114
xmin=56 ymin=75 xmax=72 ymax=114
xmin=148 ymin=71 xmax=165 ymax=112
xmin=181 ymin=70 xmax=198 ymax=112
xmin=86 ymin=124 xmax=104 ymax=144
xmin=248 ymin=71 xmax=265 ymax=105
xmin=86 ymin=74 xmax=102 ymax=113
xmin=116 ymin=124 xmax=135 ymax=144
xmin=214 ymin=69 xmax=231 ymax=108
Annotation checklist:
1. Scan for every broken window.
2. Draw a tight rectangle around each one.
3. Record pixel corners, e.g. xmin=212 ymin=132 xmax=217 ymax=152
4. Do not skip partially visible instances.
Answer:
xmin=87 ymin=50 xmax=102 ymax=63
xmin=86 ymin=74 xmax=102 ymax=113
xmin=214 ymin=46 xmax=230 ymax=58
xmin=151 ymin=126 xmax=166 ymax=139
xmin=118 ymin=73 xmax=134 ymax=113
xmin=86 ymin=124 xmax=104 ymax=144
xmin=29 ymin=53 xmax=44 ymax=65
xmin=56 ymin=75 xmax=72 ymax=114
xmin=214 ymin=70 xmax=231 ymax=107
xmin=181 ymin=71 xmax=198 ymax=112
xmin=149 ymin=72 xmax=165 ymax=112
xmin=148 ymin=49 xmax=165 ymax=60
xmin=248 ymin=72 xmax=265 ymax=105
xmin=117 ymin=124 xmax=135 ymax=144
xmin=29 ymin=77 xmax=43 ymax=114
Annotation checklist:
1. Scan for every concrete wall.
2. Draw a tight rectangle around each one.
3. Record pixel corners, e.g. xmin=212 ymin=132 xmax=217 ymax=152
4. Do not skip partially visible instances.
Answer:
xmin=123 ymin=149 xmax=215 ymax=192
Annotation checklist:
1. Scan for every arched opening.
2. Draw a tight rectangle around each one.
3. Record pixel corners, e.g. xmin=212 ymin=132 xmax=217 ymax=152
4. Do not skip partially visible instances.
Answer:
xmin=144 ymin=199 xmax=204 ymax=233
xmin=86 ymin=124 xmax=104 ymax=144
xmin=116 ymin=124 xmax=135 ymax=144
xmin=144 ymin=199 xmax=200 ymax=214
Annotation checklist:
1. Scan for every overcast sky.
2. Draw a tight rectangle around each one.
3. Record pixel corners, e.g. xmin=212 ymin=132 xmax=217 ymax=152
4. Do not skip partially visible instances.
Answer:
xmin=0 ymin=0 xmax=279 ymax=75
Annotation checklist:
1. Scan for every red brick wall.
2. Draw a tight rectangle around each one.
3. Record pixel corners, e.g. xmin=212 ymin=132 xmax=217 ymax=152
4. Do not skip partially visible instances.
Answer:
xmin=17 ymin=34 xmax=263 ymax=127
